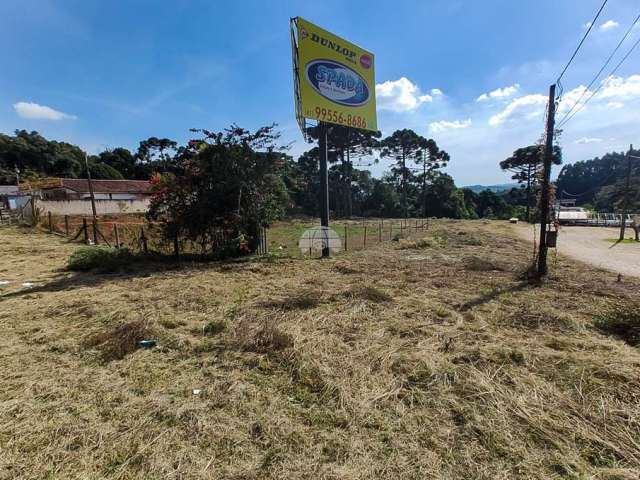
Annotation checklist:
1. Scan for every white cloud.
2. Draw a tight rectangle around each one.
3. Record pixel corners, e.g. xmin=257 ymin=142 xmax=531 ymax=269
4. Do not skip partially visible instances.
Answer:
xmin=430 ymin=88 xmax=443 ymax=96
xmin=598 ymin=74 xmax=640 ymax=99
xmin=599 ymin=20 xmax=619 ymax=32
xmin=488 ymin=94 xmax=547 ymax=126
xmin=13 ymin=101 xmax=77 ymax=120
xmin=375 ymin=77 xmax=436 ymax=112
xmin=476 ymin=83 xmax=520 ymax=102
xmin=574 ymin=137 xmax=603 ymax=144
xmin=605 ymin=101 xmax=624 ymax=109
xmin=429 ymin=119 xmax=471 ymax=133
xmin=583 ymin=21 xmax=592 ymax=29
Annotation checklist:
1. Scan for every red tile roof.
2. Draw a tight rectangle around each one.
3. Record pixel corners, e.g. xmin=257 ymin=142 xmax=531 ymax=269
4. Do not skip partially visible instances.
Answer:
xmin=45 ymin=179 xmax=152 ymax=194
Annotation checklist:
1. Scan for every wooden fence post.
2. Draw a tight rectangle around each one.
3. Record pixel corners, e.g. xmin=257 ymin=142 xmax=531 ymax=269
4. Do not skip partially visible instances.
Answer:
xmin=344 ymin=224 xmax=348 ymax=251
xmin=48 ymin=211 xmax=53 ymax=233
xmin=363 ymin=225 xmax=367 ymax=248
xmin=92 ymin=219 xmax=99 ymax=245
xmin=82 ymin=218 xmax=89 ymax=244
xmin=140 ymin=227 xmax=148 ymax=254
xmin=390 ymin=223 xmax=393 ymax=241
xmin=378 ymin=222 xmax=382 ymax=242
xmin=114 ymin=224 xmax=120 ymax=248
xmin=64 ymin=215 xmax=69 ymax=236
xmin=173 ymin=231 xmax=179 ymax=257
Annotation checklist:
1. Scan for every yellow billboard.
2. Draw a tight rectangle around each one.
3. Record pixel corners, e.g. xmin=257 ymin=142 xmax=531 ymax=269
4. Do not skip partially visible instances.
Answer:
xmin=294 ymin=17 xmax=377 ymax=132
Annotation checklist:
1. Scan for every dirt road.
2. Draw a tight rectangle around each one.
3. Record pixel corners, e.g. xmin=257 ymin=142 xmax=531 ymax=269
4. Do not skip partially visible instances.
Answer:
xmin=513 ymin=224 xmax=640 ymax=278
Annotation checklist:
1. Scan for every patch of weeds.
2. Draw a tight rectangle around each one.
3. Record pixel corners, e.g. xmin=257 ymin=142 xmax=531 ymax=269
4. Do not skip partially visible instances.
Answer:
xmin=260 ymin=290 xmax=321 ymax=311
xmin=595 ymin=302 xmax=640 ymax=346
xmin=504 ymin=306 xmax=579 ymax=331
xmin=435 ymin=306 xmax=451 ymax=319
xmin=456 ymin=234 xmax=484 ymax=246
xmin=399 ymin=233 xmax=447 ymax=250
xmin=203 ymin=319 xmax=226 ymax=336
xmin=495 ymin=348 xmax=526 ymax=365
xmin=465 ymin=255 xmax=504 ymax=272
xmin=84 ymin=320 xmax=152 ymax=362
xmin=67 ymin=246 xmax=134 ymax=273
xmin=333 ymin=263 xmax=358 ymax=274
xmin=343 ymin=285 xmax=392 ymax=303
xmin=235 ymin=316 xmax=294 ymax=353
xmin=158 ymin=319 xmax=184 ymax=330
xmin=278 ymin=350 xmax=338 ymax=406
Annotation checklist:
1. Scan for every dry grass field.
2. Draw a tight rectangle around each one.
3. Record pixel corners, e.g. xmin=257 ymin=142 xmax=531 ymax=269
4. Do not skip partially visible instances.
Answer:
xmin=1 ymin=220 xmax=639 ymax=479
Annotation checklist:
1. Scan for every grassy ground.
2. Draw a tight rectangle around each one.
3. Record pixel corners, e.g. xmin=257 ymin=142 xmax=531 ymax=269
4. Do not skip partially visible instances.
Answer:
xmin=1 ymin=220 xmax=639 ymax=479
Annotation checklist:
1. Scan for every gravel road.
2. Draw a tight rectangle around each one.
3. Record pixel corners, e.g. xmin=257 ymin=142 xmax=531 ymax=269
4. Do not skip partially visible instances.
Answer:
xmin=513 ymin=224 xmax=640 ymax=278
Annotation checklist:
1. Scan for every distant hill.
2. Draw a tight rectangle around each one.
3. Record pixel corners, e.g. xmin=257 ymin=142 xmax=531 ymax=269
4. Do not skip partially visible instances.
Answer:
xmin=463 ymin=183 xmax=519 ymax=193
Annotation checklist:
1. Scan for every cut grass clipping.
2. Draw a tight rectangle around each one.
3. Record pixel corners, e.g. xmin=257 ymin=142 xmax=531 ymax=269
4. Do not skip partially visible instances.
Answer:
xmin=67 ymin=246 xmax=133 ymax=272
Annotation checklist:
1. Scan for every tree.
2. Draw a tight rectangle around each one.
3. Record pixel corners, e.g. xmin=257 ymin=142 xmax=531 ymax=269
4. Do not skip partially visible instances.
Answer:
xmin=500 ymin=144 xmax=561 ymax=221
xmin=136 ymin=137 xmax=178 ymax=174
xmin=416 ymin=139 xmax=450 ymax=217
xmin=380 ymin=129 xmax=425 ymax=218
xmin=98 ymin=148 xmax=139 ymax=179
xmin=147 ymin=125 xmax=288 ymax=256
xmin=87 ymin=159 xmax=124 ymax=180
xmin=306 ymin=125 xmax=380 ymax=217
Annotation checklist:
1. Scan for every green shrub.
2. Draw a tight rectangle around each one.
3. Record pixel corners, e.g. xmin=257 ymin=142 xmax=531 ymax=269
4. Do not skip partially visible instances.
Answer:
xmin=68 ymin=246 xmax=133 ymax=272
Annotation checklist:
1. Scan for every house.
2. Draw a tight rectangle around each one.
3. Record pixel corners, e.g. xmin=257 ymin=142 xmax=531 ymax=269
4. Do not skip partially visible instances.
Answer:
xmin=41 ymin=178 xmax=152 ymax=201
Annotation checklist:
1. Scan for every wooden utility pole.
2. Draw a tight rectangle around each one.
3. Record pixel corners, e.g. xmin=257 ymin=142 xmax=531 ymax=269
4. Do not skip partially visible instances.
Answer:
xmin=619 ymin=144 xmax=633 ymax=241
xmin=537 ymin=84 xmax=556 ymax=277
xmin=84 ymin=152 xmax=98 ymax=245
xmin=318 ymin=122 xmax=330 ymax=257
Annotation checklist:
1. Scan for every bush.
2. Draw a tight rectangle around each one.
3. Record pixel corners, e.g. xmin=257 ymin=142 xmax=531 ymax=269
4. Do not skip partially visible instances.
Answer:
xmin=67 ymin=246 xmax=133 ymax=272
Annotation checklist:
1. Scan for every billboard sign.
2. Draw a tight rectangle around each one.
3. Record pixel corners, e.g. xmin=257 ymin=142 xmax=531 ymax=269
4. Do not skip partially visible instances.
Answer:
xmin=293 ymin=17 xmax=377 ymax=132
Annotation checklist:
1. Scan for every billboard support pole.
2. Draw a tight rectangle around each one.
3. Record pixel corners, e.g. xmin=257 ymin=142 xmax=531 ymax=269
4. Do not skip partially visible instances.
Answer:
xmin=318 ymin=121 xmax=330 ymax=257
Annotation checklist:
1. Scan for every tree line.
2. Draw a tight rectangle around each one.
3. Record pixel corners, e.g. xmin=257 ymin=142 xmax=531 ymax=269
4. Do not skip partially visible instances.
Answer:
xmin=0 ymin=126 xmax=524 ymax=222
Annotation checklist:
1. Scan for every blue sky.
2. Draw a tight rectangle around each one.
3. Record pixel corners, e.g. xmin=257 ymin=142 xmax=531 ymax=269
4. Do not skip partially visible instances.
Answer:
xmin=1 ymin=0 xmax=639 ymax=185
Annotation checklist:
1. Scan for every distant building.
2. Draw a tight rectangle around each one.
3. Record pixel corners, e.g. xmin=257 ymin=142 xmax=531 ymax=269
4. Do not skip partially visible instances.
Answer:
xmin=41 ymin=179 xmax=152 ymax=201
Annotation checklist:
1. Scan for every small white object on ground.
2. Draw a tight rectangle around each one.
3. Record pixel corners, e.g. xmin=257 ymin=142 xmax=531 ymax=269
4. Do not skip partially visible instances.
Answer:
xmin=509 ymin=218 xmax=519 ymax=224
xmin=192 ymin=389 xmax=201 ymax=395
xmin=0 ymin=280 xmax=10 ymax=285
xmin=22 ymin=282 xmax=36 ymax=287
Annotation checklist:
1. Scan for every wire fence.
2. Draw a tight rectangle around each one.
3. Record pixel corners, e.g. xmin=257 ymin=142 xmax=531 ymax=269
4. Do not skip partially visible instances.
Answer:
xmin=35 ymin=213 xmax=432 ymax=259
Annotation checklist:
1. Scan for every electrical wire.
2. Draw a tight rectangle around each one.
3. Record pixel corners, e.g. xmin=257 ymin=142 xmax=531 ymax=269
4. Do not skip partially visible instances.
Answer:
xmin=559 ymin=34 xmax=640 ymax=127
xmin=556 ymin=0 xmax=609 ymax=85
xmin=557 ymin=12 xmax=640 ymax=126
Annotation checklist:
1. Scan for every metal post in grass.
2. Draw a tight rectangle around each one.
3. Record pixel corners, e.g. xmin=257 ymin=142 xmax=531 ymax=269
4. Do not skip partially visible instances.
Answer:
xmin=82 ymin=218 xmax=89 ymax=244
xmin=363 ymin=225 xmax=367 ymax=248
xmin=173 ymin=231 xmax=179 ymax=257
xmin=114 ymin=224 xmax=120 ymax=249
xmin=48 ymin=211 xmax=52 ymax=233
xmin=64 ymin=215 xmax=69 ymax=236
xmin=378 ymin=222 xmax=382 ymax=242
xmin=390 ymin=223 xmax=393 ymax=241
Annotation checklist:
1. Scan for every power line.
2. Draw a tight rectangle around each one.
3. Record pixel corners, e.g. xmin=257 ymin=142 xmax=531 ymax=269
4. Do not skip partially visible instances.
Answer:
xmin=559 ymin=34 xmax=640 ymax=127
xmin=556 ymin=0 xmax=609 ymax=86
xmin=557 ymin=12 xmax=640 ymax=126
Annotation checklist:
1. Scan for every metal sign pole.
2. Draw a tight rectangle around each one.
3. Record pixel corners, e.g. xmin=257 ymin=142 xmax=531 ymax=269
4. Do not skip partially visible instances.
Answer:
xmin=318 ymin=122 xmax=330 ymax=257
